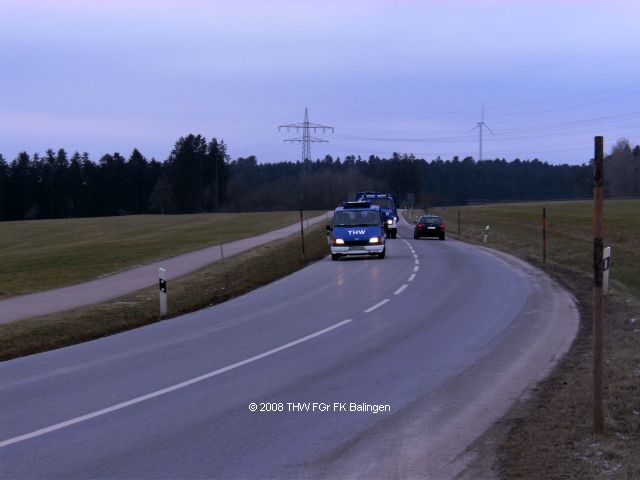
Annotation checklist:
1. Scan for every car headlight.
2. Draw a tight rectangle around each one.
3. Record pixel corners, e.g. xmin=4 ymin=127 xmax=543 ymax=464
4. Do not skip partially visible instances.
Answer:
xmin=334 ymin=238 xmax=345 ymax=245
xmin=369 ymin=237 xmax=380 ymax=244
xmin=387 ymin=219 xmax=393 ymax=225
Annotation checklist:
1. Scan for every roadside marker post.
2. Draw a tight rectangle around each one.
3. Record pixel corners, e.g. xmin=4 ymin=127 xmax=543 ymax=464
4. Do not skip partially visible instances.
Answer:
xmin=159 ymin=268 xmax=167 ymax=317
xmin=458 ymin=211 xmax=461 ymax=240
xmin=603 ymin=246 xmax=611 ymax=296
xmin=483 ymin=225 xmax=490 ymax=243
xmin=592 ymin=135 xmax=605 ymax=435
xmin=543 ymin=207 xmax=547 ymax=264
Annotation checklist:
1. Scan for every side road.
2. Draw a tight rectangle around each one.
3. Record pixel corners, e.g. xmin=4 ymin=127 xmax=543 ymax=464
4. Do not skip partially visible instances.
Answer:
xmin=0 ymin=213 xmax=329 ymax=324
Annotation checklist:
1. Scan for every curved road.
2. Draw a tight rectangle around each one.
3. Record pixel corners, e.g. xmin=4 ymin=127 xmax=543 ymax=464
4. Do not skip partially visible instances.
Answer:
xmin=0 ymin=221 xmax=578 ymax=479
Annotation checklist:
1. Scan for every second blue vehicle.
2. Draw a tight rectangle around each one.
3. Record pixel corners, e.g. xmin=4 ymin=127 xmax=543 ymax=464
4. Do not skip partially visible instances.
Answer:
xmin=326 ymin=201 xmax=386 ymax=261
xmin=356 ymin=192 xmax=398 ymax=239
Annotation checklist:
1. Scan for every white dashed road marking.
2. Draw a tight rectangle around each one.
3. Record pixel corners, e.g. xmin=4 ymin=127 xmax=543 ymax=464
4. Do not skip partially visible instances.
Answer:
xmin=364 ymin=299 xmax=390 ymax=313
xmin=394 ymin=284 xmax=408 ymax=295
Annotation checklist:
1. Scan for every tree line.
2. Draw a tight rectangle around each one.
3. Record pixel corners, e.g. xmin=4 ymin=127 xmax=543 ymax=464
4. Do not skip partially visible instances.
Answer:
xmin=227 ymin=153 xmax=594 ymax=211
xmin=0 ymin=134 xmax=229 ymax=220
xmin=1 ymin=135 xmax=638 ymax=221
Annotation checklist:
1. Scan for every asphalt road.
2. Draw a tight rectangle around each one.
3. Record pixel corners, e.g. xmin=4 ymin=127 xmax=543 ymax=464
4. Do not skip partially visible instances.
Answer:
xmin=0 ymin=220 xmax=578 ymax=479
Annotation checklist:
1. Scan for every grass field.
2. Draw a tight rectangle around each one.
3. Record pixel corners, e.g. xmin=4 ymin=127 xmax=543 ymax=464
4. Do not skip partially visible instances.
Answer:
xmin=0 ymin=211 xmax=322 ymax=297
xmin=418 ymin=200 xmax=640 ymax=479
xmin=0 ymin=222 xmax=329 ymax=361
xmin=425 ymin=200 xmax=640 ymax=296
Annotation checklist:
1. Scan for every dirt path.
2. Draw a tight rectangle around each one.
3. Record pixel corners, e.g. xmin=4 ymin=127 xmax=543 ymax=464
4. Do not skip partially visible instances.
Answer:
xmin=0 ymin=213 xmax=329 ymax=324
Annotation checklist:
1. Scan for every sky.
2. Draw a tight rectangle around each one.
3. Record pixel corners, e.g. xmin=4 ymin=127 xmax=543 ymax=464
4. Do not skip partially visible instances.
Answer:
xmin=1 ymin=0 xmax=639 ymax=166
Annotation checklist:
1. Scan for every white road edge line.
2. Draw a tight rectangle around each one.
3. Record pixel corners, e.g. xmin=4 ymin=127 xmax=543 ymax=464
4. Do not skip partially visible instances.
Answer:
xmin=394 ymin=284 xmax=408 ymax=295
xmin=364 ymin=299 xmax=390 ymax=313
xmin=408 ymin=273 xmax=416 ymax=282
xmin=0 ymin=319 xmax=354 ymax=449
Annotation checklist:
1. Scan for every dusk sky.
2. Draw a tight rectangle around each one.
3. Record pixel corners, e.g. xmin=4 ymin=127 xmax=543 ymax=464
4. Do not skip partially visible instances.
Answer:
xmin=1 ymin=0 xmax=639 ymax=166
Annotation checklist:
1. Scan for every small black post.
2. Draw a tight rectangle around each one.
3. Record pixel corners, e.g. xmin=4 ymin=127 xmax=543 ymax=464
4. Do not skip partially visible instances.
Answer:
xmin=458 ymin=211 xmax=461 ymax=240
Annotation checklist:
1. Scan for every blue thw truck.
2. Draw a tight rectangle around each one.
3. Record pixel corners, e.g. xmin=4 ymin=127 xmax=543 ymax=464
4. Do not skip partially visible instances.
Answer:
xmin=356 ymin=192 xmax=398 ymax=239
xmin=326 ymin=201 xmax=386 ymax=261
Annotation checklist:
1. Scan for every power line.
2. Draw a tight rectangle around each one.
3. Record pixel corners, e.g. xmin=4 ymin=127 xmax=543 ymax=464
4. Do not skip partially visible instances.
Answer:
xmin=227 ymin=98 xmax=640 ymax=165
xmin=314 ymin=83 xmax=640 ymax=119
xmin=327 ymin=109 xmax=640 ymax=143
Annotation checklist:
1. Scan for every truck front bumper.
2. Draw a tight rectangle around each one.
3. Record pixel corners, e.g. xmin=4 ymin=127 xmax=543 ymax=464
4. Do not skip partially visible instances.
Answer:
xmin=331 ymin=244 xmax=385 ymax=256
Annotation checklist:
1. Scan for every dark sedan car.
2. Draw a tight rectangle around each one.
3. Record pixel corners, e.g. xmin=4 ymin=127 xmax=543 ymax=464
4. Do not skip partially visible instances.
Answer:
xmin=413 ymin=215 xmax=445 ymax=240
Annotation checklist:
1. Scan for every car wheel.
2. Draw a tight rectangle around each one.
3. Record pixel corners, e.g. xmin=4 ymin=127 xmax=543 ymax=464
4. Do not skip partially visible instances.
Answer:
xmin=413 ymin=232 xmax=419 ymax=239
xmin=439 ymin=234 xmax=445 ymax=241
xmin=331 ymin=253 xmax=340 ymax=261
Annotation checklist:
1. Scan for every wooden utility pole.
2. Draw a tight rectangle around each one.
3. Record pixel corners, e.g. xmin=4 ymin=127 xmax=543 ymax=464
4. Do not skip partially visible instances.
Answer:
xmin=593 ymin=136 xmax=605 ymax=434
xmin=299 ymin=210 xmax=306 ymax=263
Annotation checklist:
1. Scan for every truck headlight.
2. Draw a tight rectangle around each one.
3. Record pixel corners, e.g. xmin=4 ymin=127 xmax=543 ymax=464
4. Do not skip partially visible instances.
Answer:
xmin=334 ymin=238 xmax=345 ymax=245
xmin=369 ymin=237 xmax=381 ymax=244
xmin=387 ymin=219 xmax=393 ymax=225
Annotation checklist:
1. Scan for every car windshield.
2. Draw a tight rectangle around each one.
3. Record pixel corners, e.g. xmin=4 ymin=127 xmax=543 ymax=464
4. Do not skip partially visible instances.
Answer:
xmin=419 ymin=216 xmax=441 ymax=225
xmin=334 ymin=210 xmax=380 ymax=227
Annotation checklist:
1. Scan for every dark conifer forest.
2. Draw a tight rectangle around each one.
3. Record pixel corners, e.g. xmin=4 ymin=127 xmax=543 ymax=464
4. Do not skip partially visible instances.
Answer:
xmin=1 ymin=135 xmax=638 ymax=221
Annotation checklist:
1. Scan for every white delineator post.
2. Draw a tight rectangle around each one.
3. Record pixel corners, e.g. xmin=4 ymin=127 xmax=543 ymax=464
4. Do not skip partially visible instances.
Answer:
xmin=483 ymin=225 xmax=490 ymax=243
xmin=603 ymin=246 xmax=611 ymax=296
xmin=159 ymin=268 xmax=167 ymax=316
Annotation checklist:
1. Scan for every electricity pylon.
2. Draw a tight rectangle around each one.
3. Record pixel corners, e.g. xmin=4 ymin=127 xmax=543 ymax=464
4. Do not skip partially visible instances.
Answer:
xmin=471 ymin=105 xmax=494 ymax=161
xmin=278 ymin=108 xmax=334 ymax=163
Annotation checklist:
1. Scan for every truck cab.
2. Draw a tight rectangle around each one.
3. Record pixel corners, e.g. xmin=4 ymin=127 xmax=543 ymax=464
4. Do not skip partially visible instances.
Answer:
xmin=326 ymin=201 xmax=386 ymax=261
xmin=356 ymin=192 xmax=399 ymax=239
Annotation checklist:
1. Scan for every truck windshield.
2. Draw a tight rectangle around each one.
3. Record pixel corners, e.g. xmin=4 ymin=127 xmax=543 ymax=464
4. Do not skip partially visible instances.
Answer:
xmin=368 ymin=199 xmax=395 ymax=210
xmin=334 ymin=210 xmax=380 ymax=227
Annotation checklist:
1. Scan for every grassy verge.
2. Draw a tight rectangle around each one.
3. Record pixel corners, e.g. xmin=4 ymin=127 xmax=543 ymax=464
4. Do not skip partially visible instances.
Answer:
xmin=0 ymin=211 xmax=323 ymax=297
xmin=0 ymin=222 xmax=329 ymax=362
xmin=413 ymin=200 xmax=640 ymax=478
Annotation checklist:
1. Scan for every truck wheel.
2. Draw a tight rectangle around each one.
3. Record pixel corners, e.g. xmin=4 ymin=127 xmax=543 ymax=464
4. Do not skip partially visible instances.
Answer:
xmin=377 ymin=250 xmax=386 ymax=259
xmin=331 ymin=253 xmax=340 ymax=261
xmin=392 ymin=229 xmax=397 ymax=239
